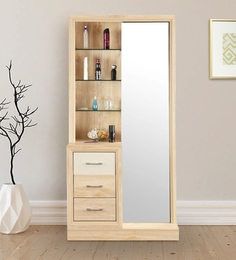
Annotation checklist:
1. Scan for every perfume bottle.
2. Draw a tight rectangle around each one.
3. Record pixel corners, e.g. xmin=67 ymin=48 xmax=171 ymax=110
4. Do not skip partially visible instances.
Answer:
xmin=103 ymin=28 xmax=110 ymax=49
xmin=104 ymin=97 xmax=113 ymax=110
xmin=83 ymin=57 xmax=88 ymax=80
xmin=109 ymin=125 xmax=115 ymax=142
xmin=95 ymin=59 xmax=101 ymax=80
xmin=83 ymin=25 xmax=89 ymax=48
xmin=111 ymin=65 xmax=117 ymax=80
xmin=92 ymin=96 xmax=98 ymax=111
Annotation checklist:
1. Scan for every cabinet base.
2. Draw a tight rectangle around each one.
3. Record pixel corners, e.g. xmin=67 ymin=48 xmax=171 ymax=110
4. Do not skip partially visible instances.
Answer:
xmin=67 ymin=223 xmax=179 ymax=241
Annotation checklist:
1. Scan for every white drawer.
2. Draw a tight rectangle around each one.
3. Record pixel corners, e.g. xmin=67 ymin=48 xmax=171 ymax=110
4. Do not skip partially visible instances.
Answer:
xmin=74 ymin=152 xmax=115 ymax=175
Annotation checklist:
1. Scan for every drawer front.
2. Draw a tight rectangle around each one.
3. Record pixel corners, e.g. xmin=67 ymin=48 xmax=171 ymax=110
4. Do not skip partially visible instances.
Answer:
xmin=74 ymin=175 xmax=115 ymax=197
xmin=74 ymin=152 xmax=115 ymax=175
xmin=74 ymin=198 xmax=116 ymax=221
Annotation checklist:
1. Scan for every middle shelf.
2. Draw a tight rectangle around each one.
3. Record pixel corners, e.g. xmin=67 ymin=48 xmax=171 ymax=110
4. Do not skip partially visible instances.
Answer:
xmin=75 ymin=49 xmax=121 ymax=81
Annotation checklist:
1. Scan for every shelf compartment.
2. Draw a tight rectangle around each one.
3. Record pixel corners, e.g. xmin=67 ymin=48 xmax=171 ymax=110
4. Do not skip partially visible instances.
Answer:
xmin=76 ymin=111 xmax=121 ymax=141
xmin=75 ymin=22 xmax=121 ymax=49
xmin=76 ymin=81 xmax=121 ymax=111
xmin=75 ymin=49 xmax=121 ymax=81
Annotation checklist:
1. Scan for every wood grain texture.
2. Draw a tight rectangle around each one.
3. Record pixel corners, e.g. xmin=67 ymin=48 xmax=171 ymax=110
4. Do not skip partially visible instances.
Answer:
xmin=76 ymin=81 xmax=121 ymax=111
xmin=74 ymin=175 xmax=115 ymax=197
xmin=74 ymin=198 xmax=116 ymax=221
xmin=75 ymin=50 xmax=121 ymax=80
xmin=1 ymin=226 xmax=236 ymax=259
xmin=74 ymin=152 xmax=115 ymax=175
xmin=75 ymin=22 xmax=121 ymax=49
xmin=69 ymin=17 xmax=76 ymax=142
xmin=75 ymin=111 xmax=121 ymax=141
xmin=68 ymin=15 xmax=177 ymax=241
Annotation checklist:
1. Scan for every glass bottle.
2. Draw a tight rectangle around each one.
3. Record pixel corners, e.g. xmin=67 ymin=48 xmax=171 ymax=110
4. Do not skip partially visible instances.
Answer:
xmin=104 ymin=97 xmax=113 ymax=110
xmin=92 ymin=96 xmax=98 ymax=111
xmin=83 ymin=25 xmax=88 ymax=48
xmin=109 ymin=125 xmax=115 ymax=142
xmin=111 ymin=65 xmax=117 ymax=80
xmin=95 ymin=59 xmax=101 ymax=80
xmin=103 ymin=28 xmax=110 ymax=49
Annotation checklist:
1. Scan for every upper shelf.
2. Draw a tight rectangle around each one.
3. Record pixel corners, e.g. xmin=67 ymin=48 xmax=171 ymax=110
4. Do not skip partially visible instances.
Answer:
xmin=75 ymin=22 xmax=121 ymax=49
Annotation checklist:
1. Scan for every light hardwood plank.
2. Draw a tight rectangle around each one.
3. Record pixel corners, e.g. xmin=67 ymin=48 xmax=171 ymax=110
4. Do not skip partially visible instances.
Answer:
xmin=1 ymin=226 xmax=236 ymax=259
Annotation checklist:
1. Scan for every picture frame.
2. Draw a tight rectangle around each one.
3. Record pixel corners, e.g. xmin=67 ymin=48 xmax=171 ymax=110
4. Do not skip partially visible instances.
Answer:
xmin=209 ymin=19 xmax=236 ymax=79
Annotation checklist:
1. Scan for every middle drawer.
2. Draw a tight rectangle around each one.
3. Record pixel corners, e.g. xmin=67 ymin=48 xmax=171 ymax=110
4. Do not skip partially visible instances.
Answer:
xmin=74 ymin=175 xmax=115 ymax=197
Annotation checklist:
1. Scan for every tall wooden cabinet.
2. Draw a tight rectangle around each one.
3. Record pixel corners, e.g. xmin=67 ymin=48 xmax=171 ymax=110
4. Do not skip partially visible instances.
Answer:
xmin=67 ymin=16 xmax=178 ymax=240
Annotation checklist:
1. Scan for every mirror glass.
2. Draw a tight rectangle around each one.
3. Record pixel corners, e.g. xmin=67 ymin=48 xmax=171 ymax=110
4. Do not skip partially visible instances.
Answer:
xmin=122 ymin=22 xmax=170 ymax=222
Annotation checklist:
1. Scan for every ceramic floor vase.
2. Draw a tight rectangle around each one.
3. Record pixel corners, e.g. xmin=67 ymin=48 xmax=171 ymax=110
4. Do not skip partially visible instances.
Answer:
xmin=0 ymin=184 xmax=31 ymax=234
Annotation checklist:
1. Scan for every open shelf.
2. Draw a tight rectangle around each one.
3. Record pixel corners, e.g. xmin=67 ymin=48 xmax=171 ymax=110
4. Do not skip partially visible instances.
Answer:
xmin=75 ymin=22 xmax=121 ymax=49
xmin=74 ymin=21 xmax=122 ymax=143
xmin=75 ymin=49 xmax=121 ymax=80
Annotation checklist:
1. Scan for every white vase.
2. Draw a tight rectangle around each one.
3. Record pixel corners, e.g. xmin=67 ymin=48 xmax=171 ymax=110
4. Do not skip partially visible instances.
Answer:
xmin=0 ymin=184 xmax=31 ymax=234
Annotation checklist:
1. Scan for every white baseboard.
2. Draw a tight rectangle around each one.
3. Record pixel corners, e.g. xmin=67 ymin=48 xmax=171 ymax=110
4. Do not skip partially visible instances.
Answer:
xmin=30 ymin=200 xmax=236 ymax=225
xmin=177 ymin=201 xmax=236 ymax=225
xmin=30 ymin=200 xmax=67 ymax=225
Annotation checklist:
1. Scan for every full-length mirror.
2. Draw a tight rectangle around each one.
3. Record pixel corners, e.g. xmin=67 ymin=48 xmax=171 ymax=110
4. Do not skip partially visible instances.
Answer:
xmin=122 ymin=22 xmax=170 ymax=222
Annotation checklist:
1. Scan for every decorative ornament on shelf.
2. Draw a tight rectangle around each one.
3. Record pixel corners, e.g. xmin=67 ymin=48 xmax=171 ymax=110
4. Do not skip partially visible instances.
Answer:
xmin=87 ymin=128 xmax=108 ymax=142
xmin=0 ymin=61 xmax=38 ymax=234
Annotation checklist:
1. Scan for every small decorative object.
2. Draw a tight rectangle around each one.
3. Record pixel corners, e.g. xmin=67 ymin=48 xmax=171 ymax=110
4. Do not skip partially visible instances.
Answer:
xmin=87 ymin=128 xmax=99 ymax=141
xmin=103 ymin=28 xmax=110 ymax=49
xmin=209 ymin=19 xmax=236 ymax=79
xmin=104 ymin=97 xmax=113 ymax=110
xmin=83 ymin=57 xmax=88 ymax=80
xmin=92 ymin=96 xmax=98 ymax=111
xmin=111 ymin=65 xmax=117 ymax=80
xmin=87 ymin=128 xmax=108 ymax=142
xmin=95 ymin=59 xmax=101 ymax=80
xmin=83 ymin=25 xmax=89 ymax=48
xmin=109 ymin=125 xmax=116 ymax=142
xmin=0 ymin=61 xmax=38 ymax=234
xmin=97 ymin=129 xmax=109 ymax=141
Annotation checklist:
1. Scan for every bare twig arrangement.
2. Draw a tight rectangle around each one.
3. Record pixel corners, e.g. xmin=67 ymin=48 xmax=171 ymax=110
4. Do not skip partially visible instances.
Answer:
xmin=0 ymin=61 xmax=38 ymax=184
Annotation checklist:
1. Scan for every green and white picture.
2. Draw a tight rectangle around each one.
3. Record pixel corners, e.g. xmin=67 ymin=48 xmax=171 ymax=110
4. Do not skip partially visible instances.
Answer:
xmin=223 ymin=33 xmax=236 ymax=65
xmin=210 ymin=19 xmax=236 ymax=79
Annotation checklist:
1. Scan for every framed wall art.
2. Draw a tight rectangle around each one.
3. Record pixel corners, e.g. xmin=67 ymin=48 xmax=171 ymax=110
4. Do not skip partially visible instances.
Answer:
xmin=209 ymin=19 xmax=236 ymax=79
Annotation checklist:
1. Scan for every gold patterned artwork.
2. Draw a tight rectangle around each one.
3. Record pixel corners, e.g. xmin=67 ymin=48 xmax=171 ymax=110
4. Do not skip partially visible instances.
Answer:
xmin=223 ymin=33 xmax=236 ymax=65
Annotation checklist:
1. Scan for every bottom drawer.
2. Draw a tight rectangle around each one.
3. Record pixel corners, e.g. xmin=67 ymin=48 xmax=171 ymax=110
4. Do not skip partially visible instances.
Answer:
xmin=74 ymin=198 xmax=116 ymax=221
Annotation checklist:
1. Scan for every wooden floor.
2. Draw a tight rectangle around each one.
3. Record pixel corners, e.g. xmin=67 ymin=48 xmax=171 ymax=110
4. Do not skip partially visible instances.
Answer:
xmin=1 ymin=226 xmax=236 ymax=259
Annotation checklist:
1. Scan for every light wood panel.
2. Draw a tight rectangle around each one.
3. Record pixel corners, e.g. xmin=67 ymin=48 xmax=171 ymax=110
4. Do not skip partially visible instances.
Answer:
xmin=75 ymin=50 xmax=121 ymax=80
xmin=75 ymin=22 xmax=121 ymax=49
xmin=68 ymin=15 xmax=177 ymax=241
xmin=69 ymin=18 xmax=76 ymax=142
xmin=74 ymin=198 xmax=116 ymax=221
xmin=74 ymin=152 xmax=115 ymax=175
xmin=74 ymin=175 xmax=115 ymax=197
xmin=75 ymin=111 xmax=121 ymax=141
xmin=67 ymin=142 xmax=122 ymax=230
xmin=76 ymin=81 xmax=121 ymax=110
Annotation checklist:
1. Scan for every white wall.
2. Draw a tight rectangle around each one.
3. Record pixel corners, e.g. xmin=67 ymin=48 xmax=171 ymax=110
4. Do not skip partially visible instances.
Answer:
xmin=1 ymin=0 xmax=236 ymax=202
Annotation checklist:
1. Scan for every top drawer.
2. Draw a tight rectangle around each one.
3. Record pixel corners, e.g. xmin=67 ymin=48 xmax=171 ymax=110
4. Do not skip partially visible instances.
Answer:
xmin=74 ymin=152 xmax=115 ymax=175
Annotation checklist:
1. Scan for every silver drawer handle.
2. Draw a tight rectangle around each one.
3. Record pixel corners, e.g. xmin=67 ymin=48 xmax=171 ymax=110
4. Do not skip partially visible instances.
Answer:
xmin=86 ymin=208 xmax=103 ymax=212
xmin=85 ymin=162 xmax=103 ymax=166
xmin=86 ymin=185 xmax=103 ymax=188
